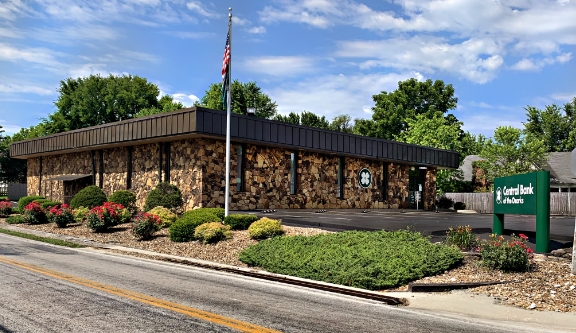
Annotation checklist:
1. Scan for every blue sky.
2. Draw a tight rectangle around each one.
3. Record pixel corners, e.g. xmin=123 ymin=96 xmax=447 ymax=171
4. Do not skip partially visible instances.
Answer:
xmin=1 ymin=0 xmax=575 ymax=138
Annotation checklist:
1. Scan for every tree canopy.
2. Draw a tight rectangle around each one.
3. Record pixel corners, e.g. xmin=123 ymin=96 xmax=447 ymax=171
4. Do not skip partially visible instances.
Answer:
xmin=134 ymin=95 xmax=184 ymax=118
xmin=199 ymin=80 xmax=277 ymax=119
xmin=523 ymin=97 xmax=576 ymax=152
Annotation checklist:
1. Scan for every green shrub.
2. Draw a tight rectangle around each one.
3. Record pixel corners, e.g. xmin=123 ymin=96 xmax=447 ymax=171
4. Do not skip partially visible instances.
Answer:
xmin=436 ymin=196 xmax=454 ymax=209
xmin=73 ymin=207 xmax=90 ymax=223
xmin=147 ymin=206 xmax=177 ymax=228
xmin=480 ymin=234 xmax=532 ymax=272
xmin=239 ymin=229 xmax=463 ymax=290
xmin=248 ymin=217 xmax=284 ymax=240
xmin=0 ymin=200 xmax=12 ymax=217
xmin=144 ymin=182 xmax=183 ymax=212
xmin=199 ymin=208 xmax=225 ymax=221
xmin=70 ymin=186 xmax=107 ymax=209
xmin=108 ymin=190 xmax=137 ymax=213
xmin=131 ymin=212 xmax=162 ymax=240
xmin=453 ymin=202 xmax=466 ymax=210
xmin=18 ymin=195 xmax=45 ymax=213
xmin=5 ymin=215 xmax=25 ymax=224
xmin=444 ymin=225 xmax=479 ymax=251
xmin=169 ymin=211 xmax=221 ymax=242
xmin=41 ymin=201 xmax=61 ymax=210
xmin=118 ymin=208 xmax=132 ymax=224
xmin=194 ymin=222 xmax=231 ymax=244
xmin=224 ymin=214 xmax=259 ymax=230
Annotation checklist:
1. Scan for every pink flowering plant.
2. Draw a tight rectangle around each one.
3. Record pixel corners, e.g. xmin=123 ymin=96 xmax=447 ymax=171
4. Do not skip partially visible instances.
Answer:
xmin=22 ymin=201 xmax=48 ymax=224
xmin=0 ymin=199 xmax=12 ymax=217
xmin=131 ymin=212 xmax=162 ymax=240
xmin=444 ymin=225 xmax=479 ymax=251
xmin=479 ymin=233 xmax=533 ymax=272
xmin=86 ymin=202 xmax=125 ymax=232
xmin=47 ymin=204 xmax=74 ymax=228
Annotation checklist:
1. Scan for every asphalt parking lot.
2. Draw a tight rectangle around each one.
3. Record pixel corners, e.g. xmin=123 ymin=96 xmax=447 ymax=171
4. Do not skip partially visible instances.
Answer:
xmin=257 ymin=209 xmax=575 ymax=251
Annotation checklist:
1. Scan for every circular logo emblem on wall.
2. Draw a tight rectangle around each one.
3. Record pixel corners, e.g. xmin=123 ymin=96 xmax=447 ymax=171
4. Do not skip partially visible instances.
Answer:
xmin=495 ymin=187 xmax=502 ymax=204
xmin=358 ymin=168 xmax=372 ymax=188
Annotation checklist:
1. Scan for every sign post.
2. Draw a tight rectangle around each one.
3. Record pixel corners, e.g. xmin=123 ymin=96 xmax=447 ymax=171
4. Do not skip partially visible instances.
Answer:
xmin=571 ymin=149 xmax=576 ymax=274
xmin=493 ymin=170 xmax=550 ymax=253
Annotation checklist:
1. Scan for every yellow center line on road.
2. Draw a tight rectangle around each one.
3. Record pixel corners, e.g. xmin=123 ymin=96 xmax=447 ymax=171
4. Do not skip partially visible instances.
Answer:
xmin=0 ymin=255 xmax=282 ymax=333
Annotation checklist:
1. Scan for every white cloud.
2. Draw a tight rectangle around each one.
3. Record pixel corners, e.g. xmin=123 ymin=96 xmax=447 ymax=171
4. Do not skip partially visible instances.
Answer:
xmin=165 ymin=31 xmax=216 ymax=39
xmin=247 ymin=26 xmax=266 ymax=34
xmin=241 ymin=56 xmax=318 ymax=77
xmin=67 ymin=63 xmax=109 ymax=78
xmin=551 ymin=92 xmax=576 ymax=101
xmin=0 ymin=122 xmax=23 ymax=135
xmin=0 ymin=82 xmax=54 ymax=95
xmin=268 ymin=72 xmax=424 ymax=119
xmin=172 ymin=93 xmax=199 ymax=107
xmin=232 ymin=16 xmax=250 ymax=26
xmin=511 ymin=58 xmax=539 ymax=71
xmin=469 ymin=101 xmax=493 ymax=109
xmin=0 ymin=42 xmax=62 ymax=68
xmin=557 ymin=52 xmax=572 ymax=63
xmin=186 ymin=1 xmax=220 ymax=18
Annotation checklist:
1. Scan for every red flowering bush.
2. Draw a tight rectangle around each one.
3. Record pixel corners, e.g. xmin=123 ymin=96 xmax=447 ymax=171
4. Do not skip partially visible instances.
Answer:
xmin=480 ymin=233 xmax=533 ymax=272
xmin=22 ymin=201 xmax=48 ymax=224
xmin=86 ymin=202 xmax=125 ymax=232
xmin=131 ymin=212 xmax=162 ymax=240
xmin=47 ymin=204 xmax=74 ymax=228
xmin=0 ymin=199 xmax=12 ymax=217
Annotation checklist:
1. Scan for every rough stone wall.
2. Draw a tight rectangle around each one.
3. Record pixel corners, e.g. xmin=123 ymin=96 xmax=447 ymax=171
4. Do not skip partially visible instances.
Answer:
xmin=101 ymin=147 xmax=128 ymax=197
xmin=27 ymin=157 xmax=41 ymax=196
xmin=424 ymin=168 xmax=437 ymax=210
xmin=38 ymin=152 xmax=92 ymax=202
xmin=131 ymin=143 xmax=160 ymax=209
xmin=387 ymin=163 xmax=410 ymax=209
xmin=170 ymin=139 xmax=204 ymax=211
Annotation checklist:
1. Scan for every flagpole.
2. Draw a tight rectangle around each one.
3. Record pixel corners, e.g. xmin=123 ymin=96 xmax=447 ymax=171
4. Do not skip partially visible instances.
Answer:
xmin=224 ymin=7 xmax=232 ymax=217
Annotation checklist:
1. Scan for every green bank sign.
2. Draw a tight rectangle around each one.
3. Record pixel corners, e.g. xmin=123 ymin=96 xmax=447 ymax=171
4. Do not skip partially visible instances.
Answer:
xmin=493 ymin=170 xmax=550 ymax=252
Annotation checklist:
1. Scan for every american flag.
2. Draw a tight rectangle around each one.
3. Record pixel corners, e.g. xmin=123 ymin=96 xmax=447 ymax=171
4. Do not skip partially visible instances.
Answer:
xmin=221 ymin=32 xmax=230 ymax=108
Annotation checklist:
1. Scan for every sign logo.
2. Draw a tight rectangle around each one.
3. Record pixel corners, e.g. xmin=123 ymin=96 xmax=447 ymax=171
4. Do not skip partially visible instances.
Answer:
xmin=495 ymin=187 xmax=502 ymax=204
xmin=358 ymin=168 xmax=372 ymax=188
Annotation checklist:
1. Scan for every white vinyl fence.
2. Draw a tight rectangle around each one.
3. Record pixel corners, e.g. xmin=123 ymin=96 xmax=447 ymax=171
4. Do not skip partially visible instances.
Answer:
xmin=444 ymin=192 xmax=576 ymax=216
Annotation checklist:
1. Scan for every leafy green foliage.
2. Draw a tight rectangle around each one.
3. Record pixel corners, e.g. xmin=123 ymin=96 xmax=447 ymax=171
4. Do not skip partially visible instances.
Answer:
xmin=453 ymin=202 xmax=466 ymax=210
xmin=86 ymin=202 xmax=124 ymax=232
xmin=108 ymin=190 xmax=137 ymax=213
xmin=147 ymin=206 xmax=177 ymax=228
xmin=0 ymin=127 xmax=27 ymax=183
xmin=199 ymin=80 xmax=277 ymax=119
xmin=480 ymin=234 xmax=532 ymax=272
xmin=22 ymin=202 xmax=48 ymax=224
xmin=248 ymin=217 xmax=284 ymax=239
xmin=199 ymin=208 xmax=225 ymax=221
xmin=72 ymin=207 xmax=90 ymax=223
xmin=239 ymin=230 xmax=463 ymax=290
xmin=70 ymin=185 xmax=107 ymax=209
xmin=134 ymin=95 xmax=185 ymax=118
xmin=224 ymin=214 xmax=259 ymax=230
xmin=194 ymin=222 xmax=231 ymax=244
xmin=130 ymin=212 xmax=162 ymax=240
xmin=523 ymin=97 xmax=576 ymax=152
xmin=41 ymin=201 xmax=61 ymax=210
xmin=5 ymin=215 xmax=26 ymax=224
xmin=144 ymin=182 xmax=183 ymax=212
xmin=169 ymin=210 xmax=222 ymax=242
xmin=436 ymin=196 xmax=454 ymax=209
xmin=18 ymin=196 xmax=45 ymax=213
xmin=444 ymin=225 xmax=478 ymax=251
xmin=47 ymin=204 xmax=74 ymax=228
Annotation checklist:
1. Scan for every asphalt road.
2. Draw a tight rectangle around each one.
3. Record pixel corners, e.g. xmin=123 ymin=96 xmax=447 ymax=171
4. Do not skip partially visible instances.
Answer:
xmin=0 ymin=233 xmax=553 ymax=333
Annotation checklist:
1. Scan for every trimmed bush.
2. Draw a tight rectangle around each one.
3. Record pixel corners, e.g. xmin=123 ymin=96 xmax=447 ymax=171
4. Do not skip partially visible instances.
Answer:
xmin=70 ymin=186 xmax=107 ymax=209
xmin=248 ymin=217 xmax=284 ymax=240
xmin=41 ymin=201 xmax=62 ymax=210
xmin=47 ymin=204 xmax=74 ymax=228
xmin=131 ymin=212 xmax=162 ymax=240
xmin=169 ymin=211 xmax=221 ymax=242
xmin=194 ymin=222 xmax=231 ymax=244
xmin=0 ymin=200 xmax=12 ymax=217
xmin=224 ymin=214 xmax=259 ymax=230
xmin=22 ymin=201 xmax=48 ymax=224
xmin=73 ymin=207 xmax=90 ymax=223
xmin=18 ymin=196 xmax=45 ymax=213
xmin=437 ymin=196 xmax=454 ymax=209
xmin=239 ymin=229 xmax=463 ymax=290
xmin=453 ymin=202 xmax=467 ymax=210
xmin=144 ymin=182 xmax=183 ymax=212
xmin=5 ymin=215 xmax=26 ymax=224
xmin=108 ymin=190 xmax=137 ymax=214
xmin=147 ymin=206 xmax=177 ymax=228
xmin=199 ymin=208 xmax=225 ymax=221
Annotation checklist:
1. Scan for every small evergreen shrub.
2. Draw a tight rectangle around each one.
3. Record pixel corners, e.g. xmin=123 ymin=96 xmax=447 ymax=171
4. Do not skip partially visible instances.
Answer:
xmin=248 ymin=217 xmax=284 ymax=240
xmin=41 ymin=201 xmax=62 ymax=210
xmin=86 ymin=202 xmax=124 ymax=232
xmin=444 ymin=225 xmax=479 ymax=251
xmin=118 ymin=208 xmax=132 ymax=224
xmin=70 ymin=186 xmax=107 ymax=209
xmin=73 ymin=207 xmax=90 ymax=223
xmin=147 ymin=206 xmax=177 ymax=228
xmin=108 ymin=190 xmax=137 ymax=214
xmin=22 ymin=202 xmax=48 ymax=224
xmin=144 ymin=182 xmax=183 ymax=212
xmin=199 ymin=208 xmax=225 ymax=221
xmin=194 ymin=222 xmax=231 ymax=244
xmin=131 ymin=212 xmax=162 ymax=240
xmin=6 ymin=215 xmax=26 ymax=224
xmin=0 ymin=199 xmax=12 ymax=217
xmin=169 ymin=211 xmax=221 ymax=242
xmin=224 ymin=214 xmax=259 ymax=230
xmin=453 ymin=202 xmax=466 ymax=210
xmin=18 ymin=195 xmax=45 ymax=213
xmin=437 ymin=196 xmax=454 ymax=209
xmin=480 ymin=234 xmax=532 ymax=272
xmin=47 ymin=204 xmax=74 ymax=228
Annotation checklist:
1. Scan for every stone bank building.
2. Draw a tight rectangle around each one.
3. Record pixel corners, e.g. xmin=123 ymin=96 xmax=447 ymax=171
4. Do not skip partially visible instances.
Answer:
xmin=10 ymin=107 xmax=459 ymax=211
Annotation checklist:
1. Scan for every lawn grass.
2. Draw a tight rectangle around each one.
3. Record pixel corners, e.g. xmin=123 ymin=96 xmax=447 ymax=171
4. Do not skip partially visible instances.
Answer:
xmin=0 ymin=227 xmax=84 ymax=248
xmin=239 ymin=229 xmax=463 ymax=290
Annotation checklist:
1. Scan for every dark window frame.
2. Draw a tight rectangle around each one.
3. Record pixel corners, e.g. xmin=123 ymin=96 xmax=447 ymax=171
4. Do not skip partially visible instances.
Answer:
xmin=127 ymin=147 xmax=133 ymax=189
xmin=236 ymin=144 xmax=246 ymax=192
xmin=290 ymin=151 xmax=298 ymax=195
xmin=382 ymin=162 xmax=389 ymax=200
xmin=337 ymin=156 xmax=344 ymax=199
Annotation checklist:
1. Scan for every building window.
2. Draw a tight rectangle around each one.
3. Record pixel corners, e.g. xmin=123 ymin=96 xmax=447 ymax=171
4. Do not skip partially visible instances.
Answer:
xmin=236 ymin=144 xmax=245 ymax=192
xmin=382 ymin=162 xmax=389 ymax=200
xmin=290 ymin=151 xmax=298 ymax=195
xmin=337 ymin=156 xmax=344 ymax=199
xmin=127 ymin=147 xmax=133 ymax=189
